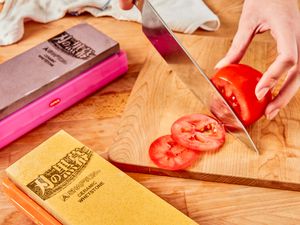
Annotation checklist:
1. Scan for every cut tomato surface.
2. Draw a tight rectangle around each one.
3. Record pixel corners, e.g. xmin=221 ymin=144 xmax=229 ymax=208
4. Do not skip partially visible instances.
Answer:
xmin=171 ymin=114 xmax=225 ymax=152
xmin=209 ymin=96 xmax=242 ymax=131
xmin=149 ymin=135 xmax=200 ymax=170
xmin=211 ymin=64 xmax=272 ymax=126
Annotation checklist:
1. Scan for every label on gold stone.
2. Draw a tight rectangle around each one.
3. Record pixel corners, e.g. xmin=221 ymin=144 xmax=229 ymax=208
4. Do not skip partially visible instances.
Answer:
xmin=59 ymin=169 xmax=104 ymax=203
xmin=26 ymin=146 xmax=93 ymax=200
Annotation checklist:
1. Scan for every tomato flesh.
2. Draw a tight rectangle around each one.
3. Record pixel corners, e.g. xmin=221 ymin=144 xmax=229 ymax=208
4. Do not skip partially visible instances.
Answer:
xmin=171 ymin=114 xmax=225 ymax=152
xmin=211 ymin=64 xmax=272 ymax=126
xmin=149 ymin=135 xmax=200 ymax=170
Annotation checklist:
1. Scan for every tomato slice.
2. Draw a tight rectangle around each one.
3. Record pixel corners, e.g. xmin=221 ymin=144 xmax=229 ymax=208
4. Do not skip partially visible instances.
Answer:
xmin=149 ymin=135 xmax=200 ymax=170
xmin=171 ymin=114 xmax=225 ymax=152
xmin=211 ymin=64 xmax=272 ymax=126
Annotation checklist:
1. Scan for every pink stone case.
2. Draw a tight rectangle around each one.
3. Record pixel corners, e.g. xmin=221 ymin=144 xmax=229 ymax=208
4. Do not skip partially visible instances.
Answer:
xmin=0 ymin=51 xmax=127 ymax=149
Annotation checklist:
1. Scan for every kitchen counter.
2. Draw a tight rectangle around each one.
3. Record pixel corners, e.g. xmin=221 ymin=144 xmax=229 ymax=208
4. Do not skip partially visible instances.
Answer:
xmin=1 ymin=1 xmax=300 ymax=224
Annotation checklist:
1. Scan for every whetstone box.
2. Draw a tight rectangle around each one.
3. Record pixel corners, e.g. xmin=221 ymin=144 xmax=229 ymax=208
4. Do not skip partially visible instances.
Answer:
xmin=0 ymin=23 xmax=119 ymax=120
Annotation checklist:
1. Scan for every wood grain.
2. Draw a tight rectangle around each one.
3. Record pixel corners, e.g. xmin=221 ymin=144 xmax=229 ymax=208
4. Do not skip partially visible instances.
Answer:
xmin=1 ymin=0 xmax=300 ymax=224
xmin=108 ymin=34 xmax=300 ymax=191
xmin=129 ymin=173 xmax=300 ymax=225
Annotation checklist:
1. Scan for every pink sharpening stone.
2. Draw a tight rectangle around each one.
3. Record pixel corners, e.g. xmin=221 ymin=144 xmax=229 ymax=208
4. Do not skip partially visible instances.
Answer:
xmin=0 ymin=51 xmax=128 ymax=149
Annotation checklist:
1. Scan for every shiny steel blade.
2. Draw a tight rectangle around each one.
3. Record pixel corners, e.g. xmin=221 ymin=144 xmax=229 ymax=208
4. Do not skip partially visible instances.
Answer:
xmin=134 ymin=0 xmax=259 ymax=154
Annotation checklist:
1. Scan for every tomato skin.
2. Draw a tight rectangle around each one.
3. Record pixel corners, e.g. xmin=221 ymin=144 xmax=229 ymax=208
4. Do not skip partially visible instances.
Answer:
xmin=149 ymin=135 xmax=200 ymax=171
xmin=211 ymin=64 xmax=272 ymax=126
xmin=171 ymin=114 xmax=225 ymax=152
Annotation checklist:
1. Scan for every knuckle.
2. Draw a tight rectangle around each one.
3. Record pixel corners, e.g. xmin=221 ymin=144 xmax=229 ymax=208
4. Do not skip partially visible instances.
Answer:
xmin=239 ymin=20 xmax=255 ymax=34
xmin=280 ymin=54 xmax=297 ymax=67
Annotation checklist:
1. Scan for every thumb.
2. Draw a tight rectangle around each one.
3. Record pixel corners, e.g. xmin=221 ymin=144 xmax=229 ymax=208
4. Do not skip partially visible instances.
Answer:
xmin=215 ymin=21 xmax=255 ymax=69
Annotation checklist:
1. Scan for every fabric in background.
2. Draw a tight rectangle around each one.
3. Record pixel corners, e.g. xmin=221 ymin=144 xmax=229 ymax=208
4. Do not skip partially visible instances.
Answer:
xmin=0 ymin=0 xmax=220 ymax=46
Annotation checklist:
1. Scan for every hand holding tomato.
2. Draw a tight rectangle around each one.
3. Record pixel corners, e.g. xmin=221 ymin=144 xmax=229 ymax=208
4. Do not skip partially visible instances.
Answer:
xmin=211 ymin=64 xmax=272 ymax=127
xmin=215 ymin=0 xmax=300 ymax=120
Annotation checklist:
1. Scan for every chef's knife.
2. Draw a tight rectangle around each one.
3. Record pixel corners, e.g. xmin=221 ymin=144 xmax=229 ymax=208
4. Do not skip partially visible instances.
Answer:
xmin=133 ymin=0 xmax=259 ymax=154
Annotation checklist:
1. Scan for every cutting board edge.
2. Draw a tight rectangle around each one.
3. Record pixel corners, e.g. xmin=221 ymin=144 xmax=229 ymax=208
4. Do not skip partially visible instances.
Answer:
xmin=108 ymin=159 xmax=300 ymax=192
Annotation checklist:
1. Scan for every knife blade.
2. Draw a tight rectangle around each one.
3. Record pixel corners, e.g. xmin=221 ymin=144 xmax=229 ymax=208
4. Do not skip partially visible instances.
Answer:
xmin=134 ymin=0 xmax=259 ymax=154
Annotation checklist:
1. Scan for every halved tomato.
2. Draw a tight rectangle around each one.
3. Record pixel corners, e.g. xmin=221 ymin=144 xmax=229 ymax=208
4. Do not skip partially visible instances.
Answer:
xmin=149 ymin=135 xmax=200 ymax=170
xmin=211 ymin=64 xmax=272 ymax=126
xmin=171 ymin=114 xmax=225 ymax=152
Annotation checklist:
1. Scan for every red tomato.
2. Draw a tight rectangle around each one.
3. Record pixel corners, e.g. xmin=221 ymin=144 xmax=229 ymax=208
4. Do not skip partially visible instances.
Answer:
xmin=171 ymin=114 xmax=225 ymax=152
xmin=211 ymin=64 xmax=272 ymax=126
xmin=149 ymin=135 xmax=200 ymax=170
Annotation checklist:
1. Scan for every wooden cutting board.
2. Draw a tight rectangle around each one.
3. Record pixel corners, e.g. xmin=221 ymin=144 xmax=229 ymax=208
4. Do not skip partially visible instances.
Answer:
xmin=108 ymin=34 xmax=300 ymax=191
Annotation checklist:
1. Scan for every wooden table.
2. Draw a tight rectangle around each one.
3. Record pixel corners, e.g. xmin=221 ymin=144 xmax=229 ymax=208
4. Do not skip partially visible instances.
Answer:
xmin=1 ymin=1 xmax=300 ymax=224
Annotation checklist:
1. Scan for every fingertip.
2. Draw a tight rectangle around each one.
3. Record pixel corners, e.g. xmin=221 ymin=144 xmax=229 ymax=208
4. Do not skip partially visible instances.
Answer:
xmin=255 ymin=87 xmax=269 ymax=101
xmin=255 ymin=75 xmax=277 ymax=101
xmin=264 ymin=103 xmax=273 ymax=116
xmin=214 ymin=58 xmax=230 ymax=70
xmin=266 ymin=108 xmax=280 ymax=120
xmin=119 ymin=0 xmax=134 ymax=10
xmin=264 ymin=98 xmax=281 ymax=120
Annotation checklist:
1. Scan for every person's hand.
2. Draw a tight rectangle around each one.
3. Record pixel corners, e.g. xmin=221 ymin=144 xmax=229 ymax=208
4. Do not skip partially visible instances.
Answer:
xmin=215 ymin=0 xmax=300 ymax=120
xmin=119 ymin=0 xmax=134 ymax=10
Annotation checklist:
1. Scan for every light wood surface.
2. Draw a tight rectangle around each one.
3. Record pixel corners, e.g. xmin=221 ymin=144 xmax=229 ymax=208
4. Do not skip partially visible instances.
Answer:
xmin=1 ymin=1 xmax=300 ymax=224
xmin=109 ymin=34 xmax=300 ymax=191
